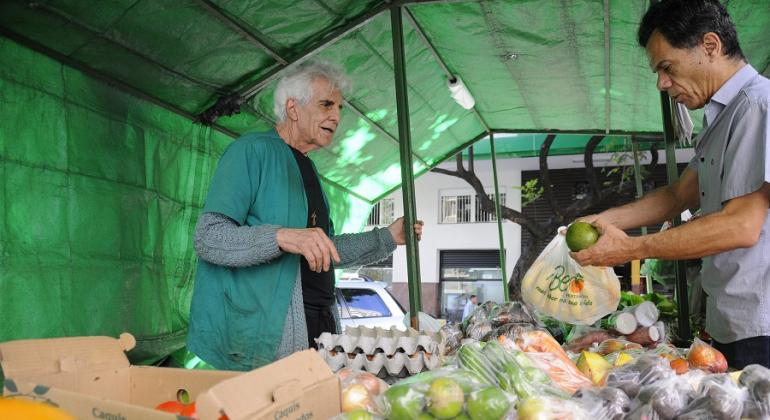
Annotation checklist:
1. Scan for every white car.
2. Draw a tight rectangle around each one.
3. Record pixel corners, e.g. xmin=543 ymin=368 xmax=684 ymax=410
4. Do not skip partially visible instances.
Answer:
xmin=336 ymin=279 xmax=407 ymax=331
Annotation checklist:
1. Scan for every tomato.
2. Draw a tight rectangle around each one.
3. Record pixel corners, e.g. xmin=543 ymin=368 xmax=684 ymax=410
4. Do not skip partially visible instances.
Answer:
xmin=156 ymin=400 xmax=196 ymax=417
xmin=181 ymin=402 xmax=197 ymax=419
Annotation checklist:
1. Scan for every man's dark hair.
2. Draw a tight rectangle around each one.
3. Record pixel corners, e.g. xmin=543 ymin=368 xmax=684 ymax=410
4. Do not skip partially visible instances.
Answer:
xmin=638 ymin=0 xmax=745 ymax=61
xmin=470 ymin=294 xmax=477 ymax=299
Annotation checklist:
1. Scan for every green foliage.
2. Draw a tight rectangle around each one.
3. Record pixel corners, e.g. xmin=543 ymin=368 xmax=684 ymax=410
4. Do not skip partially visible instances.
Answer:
xmin=515 ymin=178 xmax=544 ymax=207
xmin=618 ymin=291 xmax=677 ymax=317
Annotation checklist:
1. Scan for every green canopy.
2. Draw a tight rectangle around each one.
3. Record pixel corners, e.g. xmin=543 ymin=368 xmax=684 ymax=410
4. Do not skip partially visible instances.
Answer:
xmin=1 ymin=0 xmax=769 ymax=361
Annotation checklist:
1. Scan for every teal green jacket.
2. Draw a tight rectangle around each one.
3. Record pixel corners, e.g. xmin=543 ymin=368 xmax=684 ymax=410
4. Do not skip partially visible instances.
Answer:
xmin=188 ymin=130 xmax=326 ymax=370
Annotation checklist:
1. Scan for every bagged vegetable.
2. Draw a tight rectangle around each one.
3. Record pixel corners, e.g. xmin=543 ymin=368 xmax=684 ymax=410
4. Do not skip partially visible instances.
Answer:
xmin=522 ymin=228 xmax=620 ymax=325
xmin=596 ymin=338 xmax=643 ymax=356
xmin=573 ymin=386 xmax=632 ymax=420
xmin=457 ymin=340 xmax=566 ymax=401
xmin=527 ymin=350 xmax=594 ymax=393
xmin=382 ymin=367 xmax=517 ymax=420
xmin=496 ymin=323 xmax=592 ymax=394
xmin=686 ymin=337 xmax=728 ymax=373
xmin=739 ymin=364 xmax=770 ymax=418
xmin=605 ymin=355 xmax=675 ymax=398
xmin=564 ymin=326 xmax=613 ymax=353
xmin=517 ymin=395 xmax=592 ymax=420
xmin=632 ymin=374 xmax=700 ymax=420
xmin=439 ymin=322 xmax=464 ymax=356
xmin=678 ymin=373 xmax=747 ymax=420
xmin=337 ymin=368 xmax=389 ymax=415
xmin=488 ymin=300 xmax=537 ymax=327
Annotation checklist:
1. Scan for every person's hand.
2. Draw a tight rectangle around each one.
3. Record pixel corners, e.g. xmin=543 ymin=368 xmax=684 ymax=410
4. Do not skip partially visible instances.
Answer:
xmin=569 ymin=219 xmax=637 ymax=267
xmin=387 ymin=217 xmax=424 ymax=245
xmin=577 ymin=213 xmax=602 ymax=224
xmin=276 ymin=228 xmax=340 ymax=272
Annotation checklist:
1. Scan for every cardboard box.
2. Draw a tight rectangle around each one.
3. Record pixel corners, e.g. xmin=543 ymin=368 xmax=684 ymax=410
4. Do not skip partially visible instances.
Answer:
xmin=0 ymin=333 xmax=341 ymax=420
xmin=196 ymin=349 xmax=341 ymax=420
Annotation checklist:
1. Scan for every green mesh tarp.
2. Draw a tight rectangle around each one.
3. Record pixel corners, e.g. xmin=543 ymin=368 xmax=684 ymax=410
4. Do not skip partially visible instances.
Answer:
xmin=3 ymin=0 xmax=768 ymax=204
xmin=3 ymin=0 xmax=770 ymax=203
xmin=0 ymin=36 xmax=372 ymax=361
xmin=0 ymin=37 xmax=229 ymax=361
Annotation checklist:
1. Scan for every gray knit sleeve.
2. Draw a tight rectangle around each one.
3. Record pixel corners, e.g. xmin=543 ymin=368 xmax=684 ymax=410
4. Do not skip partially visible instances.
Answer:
xmin=333 ymin=227 xmax=397 ymax=269
xmin=193 ymin=212 xmax=282 ymax=267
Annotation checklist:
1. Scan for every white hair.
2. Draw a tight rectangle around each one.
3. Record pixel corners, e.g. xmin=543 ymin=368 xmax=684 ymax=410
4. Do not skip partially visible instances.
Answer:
xmin=273 ymin=59 xmax=351 ymax=123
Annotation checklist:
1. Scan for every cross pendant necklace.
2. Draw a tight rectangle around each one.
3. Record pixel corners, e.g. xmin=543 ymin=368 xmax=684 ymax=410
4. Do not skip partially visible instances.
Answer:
xmin=310 ymin=211 xmax=317 ymax=226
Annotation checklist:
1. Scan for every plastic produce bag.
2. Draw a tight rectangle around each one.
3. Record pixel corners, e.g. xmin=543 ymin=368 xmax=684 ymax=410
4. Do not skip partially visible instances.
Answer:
xmin=677 ymin=374 xmax=747 ymax=420
xmin=439 ymin=322 xmax=464 ymax=356
xmin=488 ymin=300 xmax=537 ymax=327
xmin=456 ymin=340 xmax=568 ymax=401
xmin=517 ymin=395 xmax=592 ymax=420
xmin=605 ymin=355 xmax=675 ymax=398
xmin=382 ymin=367 xmax=517 ymax=420
xmin=686 ymin=337 xmax=728 ymax=373
xmin=573 ymin=386 xmax=632 ymax=420
xmin=564 ymin=326 xmax=613 ymax=353
xmin=522 ymin=229 xmax=621 ymax=325
xmin=338 ymin=368 xmax=389 ymax=415
xmin=632 ymin=374 xmax=700 ymax=420
xmin=739 ymin=364 xmax=770 ymax=418
xmin=495 ymin=323 xmax=592 ymax=394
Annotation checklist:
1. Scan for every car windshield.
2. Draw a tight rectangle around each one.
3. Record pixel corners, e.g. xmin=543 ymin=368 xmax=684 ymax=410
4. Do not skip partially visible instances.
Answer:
xmin=339 ymin=288 xmax=391 ymax=318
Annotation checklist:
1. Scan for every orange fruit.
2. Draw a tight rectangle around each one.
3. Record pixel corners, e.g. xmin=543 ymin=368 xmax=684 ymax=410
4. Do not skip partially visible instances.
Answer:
xmin=569 ymin=278 xmax=585 ymax=293
xmin=669 ymin=358 xmax=689 ymax=375
xmin=0 ymin=398 xmax=75 ymax=420
xmin=687 ymin=342 xmax=728 ymax=373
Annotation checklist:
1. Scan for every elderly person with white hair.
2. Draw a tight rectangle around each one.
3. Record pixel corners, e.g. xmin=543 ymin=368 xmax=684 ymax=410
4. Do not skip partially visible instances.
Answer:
xmin=187 ymin=60 xmax=423 ymax=371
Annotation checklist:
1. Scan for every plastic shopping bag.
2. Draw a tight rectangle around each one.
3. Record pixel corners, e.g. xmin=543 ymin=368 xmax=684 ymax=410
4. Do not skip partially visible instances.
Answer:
xmin=522 ymin=228 xmax=620 ymax=325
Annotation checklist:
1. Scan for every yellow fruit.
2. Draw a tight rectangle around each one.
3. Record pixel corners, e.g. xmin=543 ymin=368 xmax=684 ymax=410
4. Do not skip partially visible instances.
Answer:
xmin=614 ymin=352 xmax=634 ymax=367
xmin=566 ymin=222 xmax=599 ymax=252
xmin=576 ymin=351 xmax=611 ymax=386
xmin=341 ymin=384 xmax=372 ymax=412
xmin=517 ymin=396 xmax=549 ymax=420
xmin=0 ymin=398 xmax=75 ymax=420
xmin=427 ymin=377 xmax=464 ymax=419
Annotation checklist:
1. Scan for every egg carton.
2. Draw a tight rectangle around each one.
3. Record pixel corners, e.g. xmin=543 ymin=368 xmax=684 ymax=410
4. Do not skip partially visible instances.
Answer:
xmin=317 ymin=325 xmax=441 ymax=356
xmin=317 ymin=347 xmax=441 ymax=376
xmin=315 ymin=326 xmax=442 ymax=376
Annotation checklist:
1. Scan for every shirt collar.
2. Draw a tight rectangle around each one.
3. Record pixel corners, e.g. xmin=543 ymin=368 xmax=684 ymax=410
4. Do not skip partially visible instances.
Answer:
xmin=703 ymin=64 xmax=756 ymax=127
xmin=710 ymin=64 xmax=757 ymax=106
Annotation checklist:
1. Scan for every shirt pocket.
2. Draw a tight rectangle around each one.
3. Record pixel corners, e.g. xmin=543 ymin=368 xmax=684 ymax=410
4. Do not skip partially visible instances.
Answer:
xmin=223 ymin=291 xmax=261 ymax=367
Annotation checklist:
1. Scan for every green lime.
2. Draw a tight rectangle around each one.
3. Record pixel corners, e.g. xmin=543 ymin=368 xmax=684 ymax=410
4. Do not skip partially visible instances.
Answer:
xmin=346 ymin=409 xmax=374 ymax=420
xmin=517 ymin=396 xmax=549 ymax=420
xmin=427 ymin=377 xmax=465 ymax=419
xmin=467 ymin=387 xmax=511 ymax=420
xmin=385 ymin=385 xmax=425 ymax=420
xmin=566 ymin=222 xmax=599 ymax=252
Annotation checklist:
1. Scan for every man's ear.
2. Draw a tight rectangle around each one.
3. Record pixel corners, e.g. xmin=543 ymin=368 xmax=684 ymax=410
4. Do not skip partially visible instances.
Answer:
xmin=285 ymin=98 xmax=299 ymax=121
xmin=702 ymin=32 xmax=722 ymax=60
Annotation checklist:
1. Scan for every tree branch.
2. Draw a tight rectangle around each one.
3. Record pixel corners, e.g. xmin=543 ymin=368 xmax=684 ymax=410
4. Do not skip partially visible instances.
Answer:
xmin=584 ymin=135 xmax=605 ymax=200
xmin=539 ymin=134 xmax=562 ymax=220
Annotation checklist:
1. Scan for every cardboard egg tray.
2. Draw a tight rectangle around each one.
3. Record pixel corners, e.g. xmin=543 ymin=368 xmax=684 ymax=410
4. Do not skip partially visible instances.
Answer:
xmin=316 ymin=326 xmax=442 ymax=376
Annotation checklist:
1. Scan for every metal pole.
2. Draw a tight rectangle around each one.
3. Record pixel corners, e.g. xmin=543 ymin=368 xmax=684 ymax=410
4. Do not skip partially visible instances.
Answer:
xmin=660 ymin=93 xmax=691 ymax=343
xmin=631 ymin=136 xmax=653 ymax=294
xmin=391 ymin=5 xmax=422 ymax=329
xmin=488 ymin=132 xmax=509 ymax=302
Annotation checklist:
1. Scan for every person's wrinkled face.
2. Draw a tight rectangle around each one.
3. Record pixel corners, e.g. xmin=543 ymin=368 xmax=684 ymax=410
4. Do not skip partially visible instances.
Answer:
xmin=646 ymin=30 xmax=711 ymax=110
xmin=294 ymin=77 xmax=343 ymax=150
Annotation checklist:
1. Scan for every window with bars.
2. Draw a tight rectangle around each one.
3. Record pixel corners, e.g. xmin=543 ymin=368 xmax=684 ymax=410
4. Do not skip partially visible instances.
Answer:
xmin=366 ymin=198 xmax=395 ymax=226
xmin=475 ymin=193 xmax=506 ymax=222
xmin=440 ymin=195 xmax=472 ymax=223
